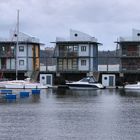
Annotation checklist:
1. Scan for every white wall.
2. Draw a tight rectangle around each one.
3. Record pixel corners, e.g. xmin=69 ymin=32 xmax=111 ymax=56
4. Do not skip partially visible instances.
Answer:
xmin=40 ymin=66 xmax=46 ymax=71
xmin=28 ymin=58 xmax=33 ymax=71
xmin=16 ymin=45 xmax=27 ymax=70
xmin=47 ymin=66 xmax=56 ymax=71
xmin=11 ymin=59 xmax=15 ymax=69
xmin=17 ymin=45 xmax=27 ymax=57
xmin=16 ymin=44 xmax=33 ymax=71
xmin=18 ymin=58 xmax=27 ymax=70
xmin=132 ymin=29 xmax=140 ymax=40
xmin=98 ymin=65 xmax=120 ymax=71
xmin=28 ymin=45 xmax=33 ymax=57
xmin=70 ymin=29 xmax=97 ymax=42
xmin=90 ymin=45 xmax=93 ymax=57
xmin=90 ymin=58 xmax=93 ymax=71
xmin=78 ymin=44 xmax=89 ymax=56
xmin=27 ymin=45 xmax=34 ymax=71
xmin=78 ymin=58 xmax=89 ymax=71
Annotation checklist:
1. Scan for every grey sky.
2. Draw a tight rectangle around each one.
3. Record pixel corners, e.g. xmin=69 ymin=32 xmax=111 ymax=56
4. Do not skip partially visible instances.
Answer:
xmin=0 ymin=0 xmax=140 ymax=50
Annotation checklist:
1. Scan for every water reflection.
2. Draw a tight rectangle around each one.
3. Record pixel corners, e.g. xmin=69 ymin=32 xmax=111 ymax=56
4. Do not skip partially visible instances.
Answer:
xmin=120 ymin=89 xmax=140 ymax=97
xmin=31 ymin=94 xmax=40 ymax=103
xmin=53 ymin=88 xmax=102 ymax=98
xmin=0 ymin=88 xmax=140 ymax=140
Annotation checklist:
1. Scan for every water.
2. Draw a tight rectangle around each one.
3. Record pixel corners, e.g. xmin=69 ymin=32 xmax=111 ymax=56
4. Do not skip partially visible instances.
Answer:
xmin=0 ymin=88 xmax=140 ymax=140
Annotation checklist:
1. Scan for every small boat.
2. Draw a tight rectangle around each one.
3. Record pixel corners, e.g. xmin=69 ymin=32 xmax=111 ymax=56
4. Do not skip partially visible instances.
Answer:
xmin=124 ymin=82 xmax=140 ymax=90
xmin=4 ymin=81 xmax=48 ymax=89
xmin=66 ymin=76 xmax=104 ymax=89
xmin=0 ymin=78 xmax=48 ymax=89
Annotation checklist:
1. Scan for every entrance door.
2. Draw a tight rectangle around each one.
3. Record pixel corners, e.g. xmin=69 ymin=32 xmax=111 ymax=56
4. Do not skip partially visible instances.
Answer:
xmin=109 ymin=76 xmax=114 ymax=86
xmin=46 ymin=74 xmax=52 ymax=85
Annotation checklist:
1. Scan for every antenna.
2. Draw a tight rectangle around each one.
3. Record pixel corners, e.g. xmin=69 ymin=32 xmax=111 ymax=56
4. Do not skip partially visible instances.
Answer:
xmin=16 ymin=9 xmax=19 ymax=80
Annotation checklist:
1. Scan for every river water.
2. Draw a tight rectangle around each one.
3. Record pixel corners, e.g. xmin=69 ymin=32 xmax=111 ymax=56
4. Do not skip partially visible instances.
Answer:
xmin=0 ymin=88 xmax=140 ymax=140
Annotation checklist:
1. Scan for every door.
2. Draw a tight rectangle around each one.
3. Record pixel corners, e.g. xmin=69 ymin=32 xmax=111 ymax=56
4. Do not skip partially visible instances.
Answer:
xmin=46 ymin=74 xmax=52 ymax=85
xmin=109 ymin=76 xmax=114 ymax=86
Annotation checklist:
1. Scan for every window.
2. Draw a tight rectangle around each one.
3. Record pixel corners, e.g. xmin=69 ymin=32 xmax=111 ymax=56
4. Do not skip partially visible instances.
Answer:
xmin=74 ymin=33 xmax=78 ymax=37
xmin=104 ymin=77 xmax=107 ymax=80
xmin=81 ymin=60 xmax=86 ymax=66
xmin=19 ymin=60 xmax=24 ymax=66
xmin=68 ymin=46 xmax=73 ymax=52
xmin=81 ymin=46 xmax=86 ymax=51
xmin=74 ymin=46 xmax=78 ymax=52
xmin=19 ymin=46 xmax=24 ymax=52
xmin=72 ymin=59 xmax=78 ymax=69
xmin=42 ymin=76 xmax=45 ymax=80
xmin=2 ymin=46 xmax=5 ymax=51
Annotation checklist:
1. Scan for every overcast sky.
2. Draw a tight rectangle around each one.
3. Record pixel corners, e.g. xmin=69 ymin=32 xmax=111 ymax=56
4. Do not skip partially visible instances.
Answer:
xmin=0 ymin=0 xmax=140 ymax=50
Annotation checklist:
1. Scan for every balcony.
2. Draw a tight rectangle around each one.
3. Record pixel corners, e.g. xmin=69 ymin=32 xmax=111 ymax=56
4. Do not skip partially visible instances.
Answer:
xmin=59 ymin=51 xmax=78 ymax=57
xmin=0 ymin=51 xmax=15 ymax=58
xmin=121 ymin=65 xmax=140 ymax=71
xmin=0 ymin=65 xmax=15 ymax=71
xmin=122 ymin=51 xmax=140 ymax=57
xmin=58 ymin=65 xmax=78 ymax=72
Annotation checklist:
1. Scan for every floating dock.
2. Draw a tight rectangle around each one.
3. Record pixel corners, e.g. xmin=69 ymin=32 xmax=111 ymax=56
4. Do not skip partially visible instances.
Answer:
xmin=0 ymin=89 xmax=41 ymax=100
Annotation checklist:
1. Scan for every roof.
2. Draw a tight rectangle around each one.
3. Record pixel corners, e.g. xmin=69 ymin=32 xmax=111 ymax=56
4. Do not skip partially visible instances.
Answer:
xmin=115 ymin=41 xmax=140 ymax=44
xmin=51 ymin=41 xmax=102 ymax=45
xmin=0 ymin=41 xmax=44 ymax=45
xmin=0 ymin=32 xmax=45 ymax=45
xmin=51 ymin=29 xmax=102 ymax=45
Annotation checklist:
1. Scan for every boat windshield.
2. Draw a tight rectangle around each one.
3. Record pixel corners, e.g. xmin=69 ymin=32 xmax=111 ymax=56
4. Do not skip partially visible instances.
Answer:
xmin=79 ymin=77 xmax=96 ymax=83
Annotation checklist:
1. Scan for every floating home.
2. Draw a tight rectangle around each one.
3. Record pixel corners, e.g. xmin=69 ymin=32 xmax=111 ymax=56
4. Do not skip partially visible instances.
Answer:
xmin=0 ymin=32 xmax=41 ymax=80
xmin=116 ymin=29 xmax=140 ymax=83
xmin=52 ymin=29 xmax=102 ymax=82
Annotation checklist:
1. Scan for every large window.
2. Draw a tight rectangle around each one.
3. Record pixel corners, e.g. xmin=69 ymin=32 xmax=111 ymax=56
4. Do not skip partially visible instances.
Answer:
xmin=73 ymin=46 xmax=78 ymax=52
xmin=67 ymin=45 xmax=78 ymax=57
xmin=58 ymin=58 xmax=78 ymax=71
xmin=72 ymin=59 xmax=78 ymax=69
xmin=58 ymin=59 xmax=63 ymax=70
xmin=58 ymin=45 xmax=78 ymax=57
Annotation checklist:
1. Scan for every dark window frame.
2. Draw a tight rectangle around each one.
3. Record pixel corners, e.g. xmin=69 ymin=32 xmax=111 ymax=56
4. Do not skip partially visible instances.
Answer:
xmin=19 ymin=46 xmax=24 ymax=52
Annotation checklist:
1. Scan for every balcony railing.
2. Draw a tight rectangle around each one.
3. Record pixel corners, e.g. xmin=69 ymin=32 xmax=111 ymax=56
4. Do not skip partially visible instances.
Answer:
xmin=0 ymin=66 xmax=15 ymax=71
xmin=59 ymin=51 xmax=78 ymax=57
xmin=122 ymin=66 xmax=140 ymax=71
xmin=58 ymin=67 xmax=78 ymax=71
xmin=122 ymin=51 xmax=139 ymax=57
xmin=0 ymin=52 xmax=15 ymax=58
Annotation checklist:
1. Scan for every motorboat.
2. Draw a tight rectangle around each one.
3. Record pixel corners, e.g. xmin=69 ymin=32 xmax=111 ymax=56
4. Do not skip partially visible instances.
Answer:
xmin=0 ymin=78 xmax=48 ymax=89
xmin=124 ymin=82 xmax=140 ymax=90
xmin=66 ymin=76 xmax=104 ymax=89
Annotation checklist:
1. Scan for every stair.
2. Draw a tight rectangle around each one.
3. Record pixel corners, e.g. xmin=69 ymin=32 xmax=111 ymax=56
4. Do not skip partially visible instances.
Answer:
xmin=93 ymin=72 xmax=100 ymax=81
xmin=30 ymin=70 xmax=39 ymax=82
xmin=0 ymin=72 xmax=4 ymax=79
